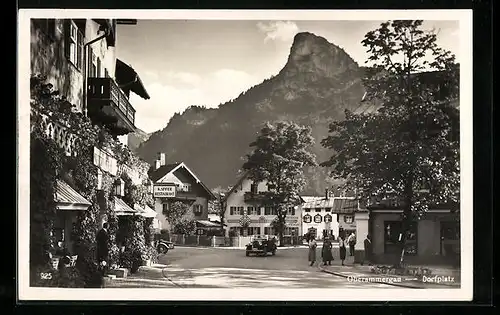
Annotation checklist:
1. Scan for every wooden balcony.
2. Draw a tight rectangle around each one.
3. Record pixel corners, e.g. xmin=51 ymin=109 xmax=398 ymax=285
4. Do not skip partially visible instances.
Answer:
xmin=175 ymin=190 xmax=198 ymax=201
xmin=87 ymin=77 xmax=136 ymax=135
xmin=244 ymin=192 xmax=267 ymax=203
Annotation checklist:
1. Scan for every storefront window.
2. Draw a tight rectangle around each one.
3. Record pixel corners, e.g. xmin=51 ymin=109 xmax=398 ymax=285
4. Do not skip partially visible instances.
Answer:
xmin=384 ymin=221 xmax=418 ymax=255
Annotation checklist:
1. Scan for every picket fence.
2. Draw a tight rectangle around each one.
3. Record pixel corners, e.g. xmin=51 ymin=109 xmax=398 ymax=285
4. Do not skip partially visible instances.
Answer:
xmin=168 ymin=234 xmax=303 ymax=248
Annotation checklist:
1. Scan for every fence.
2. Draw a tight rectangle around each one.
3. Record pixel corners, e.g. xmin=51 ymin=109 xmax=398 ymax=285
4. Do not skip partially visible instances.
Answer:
xmin=168 ymin=234 xmax=304 ymax=248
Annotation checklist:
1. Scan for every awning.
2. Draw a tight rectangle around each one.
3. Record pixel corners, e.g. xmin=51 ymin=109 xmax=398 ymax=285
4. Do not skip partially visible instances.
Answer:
xmin=115 ymin=59 xmax=150 ymax=100
xmin=55 ymin=180 xmax=91 ymax=211
xmin=134 ymin=204 xmax=157 ymax=218
xmin=196 ymin=220 xmax=222 ymax=228
xmin=114 ymin=197 xmax=137 ymax=216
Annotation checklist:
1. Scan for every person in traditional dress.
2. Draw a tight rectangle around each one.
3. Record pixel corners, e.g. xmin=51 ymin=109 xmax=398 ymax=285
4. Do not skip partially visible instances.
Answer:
xmin=307 ymin=234 xmax=317 ymax=267
xmin=321 ymin=237 xmax=334 ymax=266
xmin=347 ymin=232 xmax=356 ymax=256
xmin=338 ymin=235 xmax=347 ymax=266
xmin=363 ymin=234 xmax=373 ymax=266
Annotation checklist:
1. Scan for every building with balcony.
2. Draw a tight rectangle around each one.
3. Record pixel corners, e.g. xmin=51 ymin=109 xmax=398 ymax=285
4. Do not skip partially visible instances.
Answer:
xmin=30 ymin=18 xmax=154 ymax=254
xmin=31 ymin=18 xmax=150 ymax=144
xmin=149 ymin=153 xmax=217 ymax=234
xmin=223 ymin=172 xmax=304 ymax=237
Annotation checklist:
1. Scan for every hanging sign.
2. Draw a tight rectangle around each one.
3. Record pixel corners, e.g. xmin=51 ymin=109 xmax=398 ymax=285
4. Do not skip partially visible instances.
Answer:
xmin=314 ymin=214 xmax=323 ymax=223
xmin=153 ymin=185 xmax=176 ymax=198
xmin=303 ymin=214 xmax=312 ymax=223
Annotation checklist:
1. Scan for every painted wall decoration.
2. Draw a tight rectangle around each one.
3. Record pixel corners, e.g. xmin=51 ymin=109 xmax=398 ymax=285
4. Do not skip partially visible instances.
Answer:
xmin=314 ymin=214 xmax=322 ymax=223
xmin=303 ymin=214 xmax=312 ymax=223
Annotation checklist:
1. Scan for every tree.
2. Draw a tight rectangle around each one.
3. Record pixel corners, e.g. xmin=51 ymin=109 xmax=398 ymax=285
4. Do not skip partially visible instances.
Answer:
xmin=210 ymin=186 xmax=231 ymax=232
xmin=243 ymin=121 xmax=317 ymax=245
xmin=173 ymin=219 xmax=196 ymax=235
xmin=321 ymin=20 xmax=459 ymax=267
xmin=163 ymin=201 xmax=190 ymax=231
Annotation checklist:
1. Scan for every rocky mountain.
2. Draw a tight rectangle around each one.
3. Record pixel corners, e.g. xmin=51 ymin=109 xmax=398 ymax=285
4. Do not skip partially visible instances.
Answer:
xmin=135 ymin=32 xmax=368 ymax=195
xmin=128 ymin=128 xmax=151 ymax=151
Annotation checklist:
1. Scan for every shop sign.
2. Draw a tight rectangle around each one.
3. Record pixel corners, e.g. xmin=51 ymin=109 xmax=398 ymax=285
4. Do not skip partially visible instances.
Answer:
xmin=303 ymin=214 xmax=312 ymax=223
xmin=314 ymin=214 xmax=322 ymax=223
xmin=153 ymin=185 xmax=176 ymax=198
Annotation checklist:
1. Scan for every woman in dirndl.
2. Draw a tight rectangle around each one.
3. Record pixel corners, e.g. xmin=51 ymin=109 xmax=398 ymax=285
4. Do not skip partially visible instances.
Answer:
xmin=307 ymin=234 xmax=317 ymax=267
xmin=338 ymin=235 xmax=347 ymax=266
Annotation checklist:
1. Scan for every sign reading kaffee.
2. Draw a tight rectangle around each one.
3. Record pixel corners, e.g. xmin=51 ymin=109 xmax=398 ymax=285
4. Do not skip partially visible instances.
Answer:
xmin=153 ymin=185 xmax=176 ymax=198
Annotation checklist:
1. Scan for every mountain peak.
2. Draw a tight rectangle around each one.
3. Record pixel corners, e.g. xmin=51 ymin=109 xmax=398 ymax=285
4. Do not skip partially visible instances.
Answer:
xmin=283 ymin=31 xmax=359 ymax=78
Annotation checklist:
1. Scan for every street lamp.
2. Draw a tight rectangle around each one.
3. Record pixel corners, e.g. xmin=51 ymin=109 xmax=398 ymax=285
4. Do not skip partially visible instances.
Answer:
xmin=114 ymin=178 xmax=125 ymax=197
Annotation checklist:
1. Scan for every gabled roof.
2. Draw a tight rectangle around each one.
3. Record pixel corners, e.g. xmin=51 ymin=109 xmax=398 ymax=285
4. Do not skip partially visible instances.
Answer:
xmin=222 ymin=170 xmax=250 ymax=202
xmin=150 ymin=162 xmax=216 ymax=200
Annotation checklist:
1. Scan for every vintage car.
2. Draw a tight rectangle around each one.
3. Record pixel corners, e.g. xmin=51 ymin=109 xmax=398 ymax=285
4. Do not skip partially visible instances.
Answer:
xmin=156 ymin=239 xmax=175 ymax=254
xmin=245 ymin=235 xmax=277 ymax=256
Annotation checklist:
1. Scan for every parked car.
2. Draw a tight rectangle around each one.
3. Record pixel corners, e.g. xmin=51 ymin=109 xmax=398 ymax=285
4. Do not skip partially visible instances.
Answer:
xmin=245 ymin=235 xmax=277 ymax=256
xmin=156 ymin=239 xmax=175 ymax=254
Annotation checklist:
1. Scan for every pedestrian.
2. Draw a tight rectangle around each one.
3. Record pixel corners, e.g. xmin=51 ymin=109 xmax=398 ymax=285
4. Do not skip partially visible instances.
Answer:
xmin=96 ymin=222 xmax=110 ymax=287
xmin=362 ymin=234 xmax=373 ymax=266
xmin=321 ymin=237 xmax=334 ymax=266
xmin=307 ymin=234 xmax=317 ymax=267
xmin=347 ymin=232 xmax=356 ymax=256
xmin=338 ymin=235 xmax=347 ymax=266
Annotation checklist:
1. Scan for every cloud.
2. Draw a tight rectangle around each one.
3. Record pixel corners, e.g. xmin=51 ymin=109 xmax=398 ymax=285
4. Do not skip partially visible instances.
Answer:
xmin=256 ymin=21 xmax=299 ymax=42
xmin=132 ymin=69 xmax=261 ymax=133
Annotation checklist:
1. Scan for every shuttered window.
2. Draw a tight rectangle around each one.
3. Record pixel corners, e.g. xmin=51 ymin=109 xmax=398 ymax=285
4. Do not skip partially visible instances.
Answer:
xmin=64 ymin=20 xmax=84 ymax=71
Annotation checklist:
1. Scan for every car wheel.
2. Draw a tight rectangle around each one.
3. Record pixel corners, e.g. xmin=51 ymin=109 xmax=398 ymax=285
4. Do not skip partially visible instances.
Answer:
xmin=158 ymin=244 xmax=168 ymax=254
xmin=246 ymin=251 xmax=249 ymax=256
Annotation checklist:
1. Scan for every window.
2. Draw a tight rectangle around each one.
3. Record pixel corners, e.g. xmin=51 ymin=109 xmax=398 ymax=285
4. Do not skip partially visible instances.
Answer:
xmin=287 ymin=207 xmax=295 ymax=216
xmin=304 ymin=208 xmax=311 ymax=212
xmin=248 ymin=227 xmax=261 ymax=235
xmin=162 ymin=203 xmax=169 ymax=214
xmin=65 ymin=20 xmax=83 ymax=71
xmin=284 ymin=227 xmax=299 ymax=236
xmin=178 ymin=183 xmax=191 ymax=192
xmin=193 ymin=204 xmax=203 ymax=215
xmin=384 ymin=221 xmax=418 ymax=255
xmin=315 ymin=208 xmax=322 ymax=212
xmin=248 ymin=206 xmax=259 ymax=215
xmin=237 ymin=206 xmax=244 ymax=215
xmin=97 ymin=57 xmax=102 ymax=78
xmin=229 ymin=206 xmax=236 ymax=215
xmin=441 ymin=221 xmax=460 ymax=240
xmin=344 ymin=215 xmax=354 ymax=224
xmin=89 ymin=48 xmax=97 ymax=77
xmin=250 ymin=183 xmax=258 ymax=194
xmin=325 ymin=208 xmax=331 ymax=212
xmin=264 ymin=227 xmax=277 ymax=235
xmin=264 ymin=206 xmax=274 ymax=215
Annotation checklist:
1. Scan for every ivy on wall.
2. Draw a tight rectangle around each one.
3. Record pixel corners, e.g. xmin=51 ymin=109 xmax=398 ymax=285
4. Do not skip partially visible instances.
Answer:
xmin=30 ymin=74 xmax=157 ymax=286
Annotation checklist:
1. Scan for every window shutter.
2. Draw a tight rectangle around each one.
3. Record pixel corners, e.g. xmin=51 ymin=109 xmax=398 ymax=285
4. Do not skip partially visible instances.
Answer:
xmin=63 ymin=20 xmax=71 ymax=59
xmin=77 ymin=30 xmax=83 ymax=70
xmin=88 ymin=47 xmax=94 ymax=77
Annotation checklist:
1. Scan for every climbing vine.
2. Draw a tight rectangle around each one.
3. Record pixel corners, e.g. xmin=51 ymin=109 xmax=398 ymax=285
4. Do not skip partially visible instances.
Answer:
xmin=30 ymin=74 xmax=156 ymax=286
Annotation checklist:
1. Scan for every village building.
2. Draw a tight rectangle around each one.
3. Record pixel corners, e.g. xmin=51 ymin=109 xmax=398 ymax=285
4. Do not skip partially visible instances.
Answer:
xmin=301 ymin=190 xmax=360 ymax=240
xmin=366 ymin=200 xmax=460 ymax=265
xmin=31 ymin=18 xmax=153 ymax=253
xmin=149 ymin=153 xmax=217 ymax=235
xmin=223 ymin=172 xmax=303 ymax=238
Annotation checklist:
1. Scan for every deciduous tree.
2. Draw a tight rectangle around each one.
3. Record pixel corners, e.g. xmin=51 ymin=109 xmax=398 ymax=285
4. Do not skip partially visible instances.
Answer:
xmin=321 ymin=20 xmax=459 ymax=267
xmin=243 ymin=121 xmax=317 ymax=245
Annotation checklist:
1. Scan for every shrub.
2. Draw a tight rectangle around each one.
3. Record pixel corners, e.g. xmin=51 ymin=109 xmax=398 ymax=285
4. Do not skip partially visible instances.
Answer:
xmin=173 ymin=219 xmax=196 ymax=235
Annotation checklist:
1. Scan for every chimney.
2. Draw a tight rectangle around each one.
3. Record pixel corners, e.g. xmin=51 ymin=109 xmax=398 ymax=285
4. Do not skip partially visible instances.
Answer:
xmin=157 ymin=152 xmax=166 ymax=166
xmin=155 ymin=160 xmax=161 ymax=170
xmin=325 ymin=188 xmax=329 ymax=200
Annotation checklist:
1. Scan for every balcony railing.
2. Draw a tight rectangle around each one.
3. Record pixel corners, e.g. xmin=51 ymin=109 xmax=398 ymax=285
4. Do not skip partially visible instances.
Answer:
xmin=35 ymin=111 xmax=78 ymax=157
xmin=244 ymin=192 xmax=267 ymax=202
xmin=87 ymin=77 xmax=136 ymax=134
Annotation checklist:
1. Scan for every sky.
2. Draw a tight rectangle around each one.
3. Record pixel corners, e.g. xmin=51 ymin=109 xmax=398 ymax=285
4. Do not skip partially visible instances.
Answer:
xmin=116 ymin=20 xmax=460 ymax=134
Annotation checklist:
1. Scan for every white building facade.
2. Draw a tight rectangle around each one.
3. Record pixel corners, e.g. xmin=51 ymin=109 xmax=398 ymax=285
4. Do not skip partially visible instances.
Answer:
xmin=223 ymin=173 xmax=302 ymax=237
xmin=301 ymin=194 xmax=359 ymax=240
